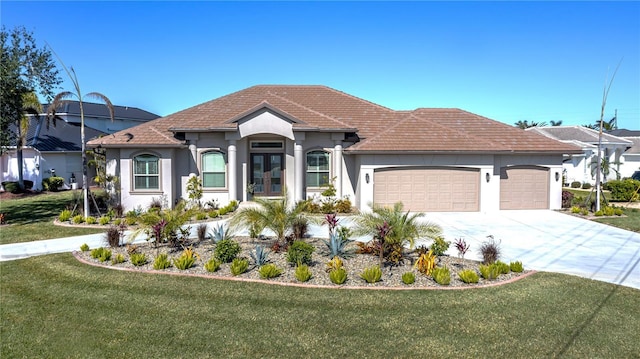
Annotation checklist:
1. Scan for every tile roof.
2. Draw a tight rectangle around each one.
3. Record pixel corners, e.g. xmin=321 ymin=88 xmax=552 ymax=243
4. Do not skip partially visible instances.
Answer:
xmin=527 ymin=126 xmax=633 ymax=146
xmin=89 ymin=85 xmax=581 ymax=154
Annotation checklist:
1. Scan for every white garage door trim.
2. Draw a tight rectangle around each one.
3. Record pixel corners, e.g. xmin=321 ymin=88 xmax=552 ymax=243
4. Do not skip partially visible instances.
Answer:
xmin=374 ymin=166 xmax=480 ymax=212
xmin=500 ymin=165 xmax=549 ymax=210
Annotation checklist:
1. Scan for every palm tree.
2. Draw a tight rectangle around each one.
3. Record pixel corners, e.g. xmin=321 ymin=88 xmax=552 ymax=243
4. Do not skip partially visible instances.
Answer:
xmin=514 ymin=120 xmax=548 ymax=129
xmin=590 ymin=157 xmax=621 ymax=182
xmin=230 ymin=195 xmax=317 ymax=244
xmin=15 ymin=91 xmax=42 ymax=190
xmin=550 ymin=120 xmax=563 ymax=126
xmin=46 ymin=46 xmax=114 ymax=218
xmin=352 ymin=202 xmax=442 ymax=250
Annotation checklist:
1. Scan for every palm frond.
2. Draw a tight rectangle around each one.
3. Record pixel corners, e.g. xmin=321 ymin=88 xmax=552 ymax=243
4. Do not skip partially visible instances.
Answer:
xmin=86 ymin=92 xmax=115 ymax=122
xmin=46 ymin=91 xmax=75 ymax=129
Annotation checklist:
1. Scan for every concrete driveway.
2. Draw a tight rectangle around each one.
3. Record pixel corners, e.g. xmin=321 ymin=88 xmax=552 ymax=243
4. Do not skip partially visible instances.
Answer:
xmin=1 ymin=210 xmax=638 ymax=290
xmin=419 ymin=210 xmax=640 ymax=290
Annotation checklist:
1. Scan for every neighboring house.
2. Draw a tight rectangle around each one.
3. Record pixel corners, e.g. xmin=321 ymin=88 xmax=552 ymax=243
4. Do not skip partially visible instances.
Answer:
xmin=0 ymin=147 xmax=42 ymax=189
xmin=607 ymin=129 xmax=640 ymax=179
xmin=1 ymin=101 xmax=159 ymax=190
xmin=88 ymin=85 xmax=581 ymax=213
xmin=527 ymin=126 xmax=634 ymax=185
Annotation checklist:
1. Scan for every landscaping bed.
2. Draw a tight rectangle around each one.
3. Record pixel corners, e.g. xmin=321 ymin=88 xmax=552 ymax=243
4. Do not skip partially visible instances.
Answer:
xmin=74 ymin=237 xmax=531 ymax=289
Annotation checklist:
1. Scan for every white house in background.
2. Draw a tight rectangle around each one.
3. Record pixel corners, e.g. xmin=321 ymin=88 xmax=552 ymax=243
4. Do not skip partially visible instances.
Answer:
xmin=0 ymin=147 xmax=42 ymax=190
xmin=89 ymin=85 xmax=581 ymax=213
xmin=527 ymin=126 xmax=634 ymax=184
xmin=1 ymin=101 xmax=159 ymax=190
xmin=608 ymin=129 xmax=640 ymax=178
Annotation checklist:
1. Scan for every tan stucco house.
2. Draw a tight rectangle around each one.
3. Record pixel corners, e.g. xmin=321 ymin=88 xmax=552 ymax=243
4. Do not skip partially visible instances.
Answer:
xmin=87 ymin=85 xmax=580 ymax=212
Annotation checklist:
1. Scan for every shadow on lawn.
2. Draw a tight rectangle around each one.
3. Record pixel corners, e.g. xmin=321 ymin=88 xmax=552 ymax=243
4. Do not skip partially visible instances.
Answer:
xmin=552 ymin=254 xmax=640 ymax=356
xmin=0 ymin=191 xmax=78 ymax=225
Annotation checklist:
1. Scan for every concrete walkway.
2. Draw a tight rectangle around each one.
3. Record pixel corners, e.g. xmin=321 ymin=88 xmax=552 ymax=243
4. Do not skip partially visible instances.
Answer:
xmin=1 ymin=211 xmax=638 ymax=290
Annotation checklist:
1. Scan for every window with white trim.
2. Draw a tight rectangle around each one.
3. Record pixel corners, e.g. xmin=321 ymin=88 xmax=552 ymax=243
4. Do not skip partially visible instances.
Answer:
xmin=306 ymin=150 xmax=330 ymax=187
xmin=133 ymin=154 xmax=159 ymax=190
xmin=202 ymin=151 xmax=226 ymax=188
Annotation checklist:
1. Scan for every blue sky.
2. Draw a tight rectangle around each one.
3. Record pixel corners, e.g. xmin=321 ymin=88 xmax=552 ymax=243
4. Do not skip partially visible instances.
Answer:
xmin=3 ymin=1 xmax=639 ymax=129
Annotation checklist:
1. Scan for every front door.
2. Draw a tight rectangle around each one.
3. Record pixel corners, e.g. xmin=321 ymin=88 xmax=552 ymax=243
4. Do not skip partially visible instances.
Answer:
xmin=251 ymin=153 xmax=284 ymax=196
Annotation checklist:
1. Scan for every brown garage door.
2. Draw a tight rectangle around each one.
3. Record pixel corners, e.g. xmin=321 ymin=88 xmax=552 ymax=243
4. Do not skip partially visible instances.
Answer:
xmin=374 ymin=167 xmax=480 ymax=212
xmin=500 ymin=166 xmax=549 ymax=209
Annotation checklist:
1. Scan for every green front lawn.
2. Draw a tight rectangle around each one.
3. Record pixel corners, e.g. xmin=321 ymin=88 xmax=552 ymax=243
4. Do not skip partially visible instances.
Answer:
xmin=2 ymin=254 xmax=639 ymax=358
xmin=0 ymin=191 xmax=104 ymax=244
xmin=594 ymin=207 xmax=640 ymax=232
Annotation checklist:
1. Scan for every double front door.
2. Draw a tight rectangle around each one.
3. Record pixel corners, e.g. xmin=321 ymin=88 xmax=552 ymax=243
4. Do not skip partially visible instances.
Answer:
xmin=250 ymin=153 xmax=283 ymax=196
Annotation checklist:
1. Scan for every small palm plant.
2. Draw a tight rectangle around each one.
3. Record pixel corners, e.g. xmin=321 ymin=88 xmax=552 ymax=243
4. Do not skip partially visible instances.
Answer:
xmin=230 ymin=193 xmax=318 ymax=245
xmin=353 ymin=202 xmax=442 ymax=264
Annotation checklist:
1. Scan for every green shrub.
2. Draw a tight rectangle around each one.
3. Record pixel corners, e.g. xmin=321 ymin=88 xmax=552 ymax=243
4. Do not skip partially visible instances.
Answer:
xmin=112 ymin=253 xmax=125 ymax=264
xmin=594 ymin=210 xmax=603 ymax=217
xmin=48 ymin=176 xmax=64 ymax=191
xmin=458 ymin=269 xmax=479 ymax=284
xmin=208 ymin=210 xmax=219 ymax=218
xmin=401 ymin=272 xmax=415 ymax=285
xmin=113 ymin=218 xmax=122 ymax=226
xmin=582 ymin=182 xmax=592 ymax=190
xmin=335 ymin=198 xmax=352 ymax=213
xmin=59 ymin=209 xmax=73 ymax=222
xmin=90 ymin=247 xmax=111 ymax=262
xmin=294 ymin=264 xmax=312 ymax=282
xmin=125 ymin=216 xmax=137 ymax=226
xmin=614 ymin=208 xmax=624 ymax=216
xmin=603 ymin=179 xmax=640 ymax=201
xmin=329 ymin=268 xmax=348 ymax=285
xmin=41 ymin=178 xmax=50 ymax=191
xmin=218 ymin=207 xmax=229 ymax=216
xmin=432 ymin=267 xmax=451 ymax=285
xmin=85 ymin=216 xmax=97 ymax=225
xmin=215 ymin=239 xmax=241 ymax=263
xmin=479 ymin=263 xmax=501 ymax=280
xmin=72 ymin=214 xmax=85 ymax=224
xmin=130 ymin=253 xmax=147 ymax=266
xmin=603 ymin=206 xmax=615 ymax=216
xmin=195 ymin=212 xmax=207 ymax=220
xmin=570 ymin=181 xmax=581 ymax=188
xmin=495 ymin=261 xmax=510 ymax=275
xmin=230 ymin=258 xmax=249 ymax=276
xmin=510 ymin=261 xmax=524 ymax=273
xmin=79 ymin=243 xmax=90 ymax=252
xmin=286 ymin=240 xmax=315 ymax=266
xmin=580 ymin=208 xmax=589 ymax=216
xmin=174 ymin=247 xmax=197 ymax=270
xmin=153 ymin=253 xmax=172 ymax=270
xmin=204 ymin=258 xmax=221 ymax=272
xmin=570 ymin=206 xmax=582 ymax=214
xmin=430 ymin=236 xmax=450 ymax=256
xmin=99 ymin=216 xmax=111 ymax=225
xmin=359 ymin=265 xmax=382 ymax=283
xmin=258 ymin=264 xmax=283 ymax=279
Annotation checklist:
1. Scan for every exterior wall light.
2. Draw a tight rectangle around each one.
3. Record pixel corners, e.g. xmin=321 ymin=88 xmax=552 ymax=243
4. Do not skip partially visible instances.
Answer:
xmin=555 ymin=172 xmax=560 ymax=182
xmin=485 ymin=172 xmax=491 ymax=183
xmin=365 ymin=173 xmax=370 ymax=184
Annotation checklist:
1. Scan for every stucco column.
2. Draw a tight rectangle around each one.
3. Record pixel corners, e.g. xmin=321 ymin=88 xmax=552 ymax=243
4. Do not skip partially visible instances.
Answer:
xmin=334 ymin=141 xmax=343 ymax=198
xmin=188 ymin=143 xmax=197 ymax=176
xmin=228 ymin=140 xmax=237 ymax=201
xmin=294 ymin=141 xmax=304 ymax=201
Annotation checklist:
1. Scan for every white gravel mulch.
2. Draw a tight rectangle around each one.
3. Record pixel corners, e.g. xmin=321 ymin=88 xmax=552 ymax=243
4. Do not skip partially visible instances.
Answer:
xmin=74 ymin=237 xmax=534 ymax=290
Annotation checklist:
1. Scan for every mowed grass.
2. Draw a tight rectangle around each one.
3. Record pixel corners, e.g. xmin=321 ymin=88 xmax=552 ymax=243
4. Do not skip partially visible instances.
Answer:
xmin=0 ymin=191 xmax=104 ymax=244
xmin=2 ymin=254 xmax=639 ymax=358
xmin=594 ymin=207 xmax=640 ymax=232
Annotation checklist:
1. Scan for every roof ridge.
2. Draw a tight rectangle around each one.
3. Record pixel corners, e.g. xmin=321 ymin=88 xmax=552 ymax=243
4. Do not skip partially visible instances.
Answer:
xmin=323 ymin=86 xmax=397 ymax=113
xmin=265 ymin=90 xmax=354 ymax=129
xmin=150 ymin=125 xmax=180 ymax=144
